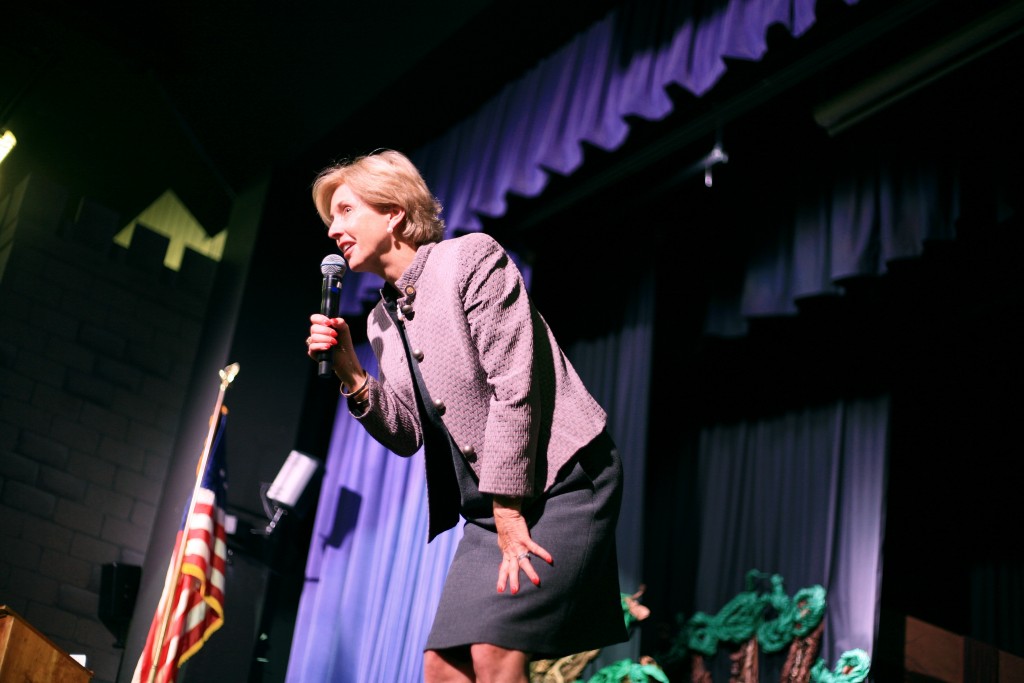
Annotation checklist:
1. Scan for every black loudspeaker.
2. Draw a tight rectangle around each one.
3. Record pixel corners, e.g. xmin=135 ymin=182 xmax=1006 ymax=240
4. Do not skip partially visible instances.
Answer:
xmin=98 ymin=562 xmax=141 ymax=647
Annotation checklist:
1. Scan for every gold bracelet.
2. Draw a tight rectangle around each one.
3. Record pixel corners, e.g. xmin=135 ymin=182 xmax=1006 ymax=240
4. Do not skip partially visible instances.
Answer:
xmin=341 ymin=375 xmax=370 ymax=398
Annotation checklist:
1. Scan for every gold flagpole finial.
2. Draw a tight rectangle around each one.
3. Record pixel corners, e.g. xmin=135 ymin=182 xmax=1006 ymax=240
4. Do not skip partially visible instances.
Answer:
xmin=219 ymin=362 xmax=240 ymax=388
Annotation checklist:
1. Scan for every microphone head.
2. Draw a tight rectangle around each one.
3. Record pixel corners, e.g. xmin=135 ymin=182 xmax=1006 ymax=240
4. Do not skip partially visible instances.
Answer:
xmin=320 ymin=254 xmax=348 ymax=277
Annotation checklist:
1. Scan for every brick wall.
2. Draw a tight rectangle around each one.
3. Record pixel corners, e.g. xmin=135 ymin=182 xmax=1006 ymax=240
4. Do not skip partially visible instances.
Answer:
xmin=0 ymin=173 xmax=218 ymax=682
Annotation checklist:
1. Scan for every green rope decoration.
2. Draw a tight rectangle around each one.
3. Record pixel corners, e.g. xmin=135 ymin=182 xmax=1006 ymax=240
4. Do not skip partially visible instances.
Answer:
xmin=585 ymin=659 xmax=670 ymax=683
xmin=757 ymin=584 xmax=827 ymax=653
xmin=810 ymin=649 xmax=871 ymax=682
xmin=658 ymin=570 xmax=827 ymax=664
xmin=592 ymin=574 xmax=870 ymax=682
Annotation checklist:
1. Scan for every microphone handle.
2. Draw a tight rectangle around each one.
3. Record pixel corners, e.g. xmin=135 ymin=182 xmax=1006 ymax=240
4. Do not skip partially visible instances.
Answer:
xmin=317 ymin=274 xmax=343 ymax=379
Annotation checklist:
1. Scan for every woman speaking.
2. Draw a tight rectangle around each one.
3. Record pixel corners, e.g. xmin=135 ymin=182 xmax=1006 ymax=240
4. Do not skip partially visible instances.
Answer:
xmin=305 ymin=149 xmax=626 ymax=682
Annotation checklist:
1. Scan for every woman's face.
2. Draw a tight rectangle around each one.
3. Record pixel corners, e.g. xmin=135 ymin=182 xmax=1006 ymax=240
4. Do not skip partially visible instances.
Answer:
xmin=327 ymin=183 xmax=392 ymax=275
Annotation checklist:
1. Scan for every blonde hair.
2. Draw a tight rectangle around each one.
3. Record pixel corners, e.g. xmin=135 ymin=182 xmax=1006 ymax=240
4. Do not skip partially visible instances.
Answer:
xmin=311 ymin=149 xmax=445 ymax=244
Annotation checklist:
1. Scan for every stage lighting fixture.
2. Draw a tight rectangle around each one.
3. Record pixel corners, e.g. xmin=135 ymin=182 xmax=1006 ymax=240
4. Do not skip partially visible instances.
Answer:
xmin=259 ymin=450 xmax=322 ymax=535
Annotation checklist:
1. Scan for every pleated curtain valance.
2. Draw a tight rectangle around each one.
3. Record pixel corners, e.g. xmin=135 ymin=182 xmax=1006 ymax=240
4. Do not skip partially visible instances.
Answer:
xmin=336 ymin=0 xmax=851 ymax=315
xmin=704 ymin=152 xmax=961 ymax=337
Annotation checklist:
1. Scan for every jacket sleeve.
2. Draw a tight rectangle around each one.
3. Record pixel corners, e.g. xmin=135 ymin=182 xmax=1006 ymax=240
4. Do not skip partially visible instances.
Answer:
xmin=460 ymin=235 xmax=541 ymax=497
xmin=351 ymin=374 xmax=423 ymax=457
xmin=350 ymin=308 xmax=424 ymax=457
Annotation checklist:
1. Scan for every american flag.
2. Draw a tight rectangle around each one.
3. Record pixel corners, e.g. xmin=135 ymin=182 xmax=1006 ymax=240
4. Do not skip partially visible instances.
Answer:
xmin=133 ymin=408 xmax=229 ymax=683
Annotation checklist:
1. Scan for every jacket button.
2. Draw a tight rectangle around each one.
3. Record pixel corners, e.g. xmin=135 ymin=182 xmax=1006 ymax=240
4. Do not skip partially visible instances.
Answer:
xmin=400 ymin=304 xmax=414 ymax=316
xmin=432 ymin=398 xmax=446 ymax=415
xmin=461 ymin=444 xmax=476 ymax=461
xmin=413 ymin=348 xmax=424 ymax=361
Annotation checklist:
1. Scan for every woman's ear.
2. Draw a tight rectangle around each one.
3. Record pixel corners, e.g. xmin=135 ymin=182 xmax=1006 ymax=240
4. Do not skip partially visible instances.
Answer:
xmin=386 ymin=206 xmax=407 ymax=234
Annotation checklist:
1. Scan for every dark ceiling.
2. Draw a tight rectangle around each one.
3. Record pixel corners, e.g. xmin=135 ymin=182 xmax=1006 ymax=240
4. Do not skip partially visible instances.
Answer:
xmin=2 ymin=0 xmax=1022 ymax=237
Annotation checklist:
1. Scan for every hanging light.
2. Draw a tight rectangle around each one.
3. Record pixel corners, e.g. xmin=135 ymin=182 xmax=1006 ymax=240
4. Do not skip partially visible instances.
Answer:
xmin=0 ymin=129 xmax=16 ymax=166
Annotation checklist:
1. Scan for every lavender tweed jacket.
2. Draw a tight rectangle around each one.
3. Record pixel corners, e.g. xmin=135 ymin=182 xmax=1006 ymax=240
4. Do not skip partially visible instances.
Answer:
xmin=353 ymin=232 xmax=607 ymax=498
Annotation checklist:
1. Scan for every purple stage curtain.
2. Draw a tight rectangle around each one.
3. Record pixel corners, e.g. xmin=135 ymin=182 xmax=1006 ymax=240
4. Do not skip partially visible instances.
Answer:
xmin=563 ymin=268 xmax=656 ymax=672
xmin=286 ymin=344 xmax=463 ymax=683
xmin=681 ymin=151 xmax=961 ymax=677
xmin=694 ymin=395 xmax=889 ymax=678
xmin=337 ymin=0 xmax=848 ymax=316
xmin=706 ymin=152 xmax=960 ymax=336
xmin=288 ymin=0 xmax=880 ymax=680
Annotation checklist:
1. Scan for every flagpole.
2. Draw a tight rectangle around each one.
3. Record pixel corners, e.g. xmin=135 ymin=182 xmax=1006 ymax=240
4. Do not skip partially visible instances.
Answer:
xmin=145 ymin=362 xmax=240 ymax=683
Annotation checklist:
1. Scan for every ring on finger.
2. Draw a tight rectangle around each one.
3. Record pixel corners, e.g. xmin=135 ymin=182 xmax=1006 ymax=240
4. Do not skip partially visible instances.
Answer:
xmin=516 ymin=552 xmax=530 ymax=561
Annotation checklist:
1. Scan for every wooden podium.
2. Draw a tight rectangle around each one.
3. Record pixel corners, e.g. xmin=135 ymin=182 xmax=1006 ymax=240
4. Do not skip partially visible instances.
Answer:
xmin=0 ymin=605 xmax=93 ymax=682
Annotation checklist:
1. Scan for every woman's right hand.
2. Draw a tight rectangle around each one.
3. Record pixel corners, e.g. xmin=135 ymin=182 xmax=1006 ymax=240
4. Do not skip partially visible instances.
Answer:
xmin=307 ymin=313 xmax=366 ymax=389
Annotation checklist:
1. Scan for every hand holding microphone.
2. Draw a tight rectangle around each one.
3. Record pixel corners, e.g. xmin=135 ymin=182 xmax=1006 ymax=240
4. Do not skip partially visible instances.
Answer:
xmin=316 ymin=254 xmax=347 ymax=379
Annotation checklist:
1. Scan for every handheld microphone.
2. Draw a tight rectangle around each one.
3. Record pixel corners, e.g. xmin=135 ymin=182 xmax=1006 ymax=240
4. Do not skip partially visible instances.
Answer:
xmin=318 ymin=254 xmax=348 ymax=378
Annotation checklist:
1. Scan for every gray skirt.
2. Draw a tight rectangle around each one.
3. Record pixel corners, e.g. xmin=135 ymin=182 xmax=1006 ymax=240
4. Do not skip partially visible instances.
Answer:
xmin=424 ymin=430 xmax=628 ymax=658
